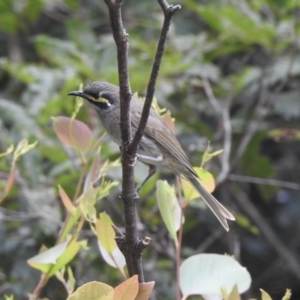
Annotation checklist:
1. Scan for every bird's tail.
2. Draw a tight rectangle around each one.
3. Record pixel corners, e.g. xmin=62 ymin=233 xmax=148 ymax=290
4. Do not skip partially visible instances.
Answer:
xmin=187 ymin=175 xmax=235 ymax=231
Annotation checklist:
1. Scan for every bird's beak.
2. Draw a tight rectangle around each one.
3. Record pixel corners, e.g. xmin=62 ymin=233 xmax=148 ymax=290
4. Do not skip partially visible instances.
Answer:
xmin=68 ymin=90 xmax=89 ymax=100
xmin=68 ymin=90 xmax=108 ymax=104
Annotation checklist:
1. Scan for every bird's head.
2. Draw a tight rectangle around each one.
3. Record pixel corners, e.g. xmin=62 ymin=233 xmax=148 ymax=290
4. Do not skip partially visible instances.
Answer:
xmin=68 ymin=81 xmax=120 ymax=111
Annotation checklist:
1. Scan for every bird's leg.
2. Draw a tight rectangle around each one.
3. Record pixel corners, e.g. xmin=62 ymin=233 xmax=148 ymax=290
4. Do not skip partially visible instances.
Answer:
xmin=133 ymin=153 xmax=161 ymax=198
xmin=135 ymin=164 xmax=157 ymax=195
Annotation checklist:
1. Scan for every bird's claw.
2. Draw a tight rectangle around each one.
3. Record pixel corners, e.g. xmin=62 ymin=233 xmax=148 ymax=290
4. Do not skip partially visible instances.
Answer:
xmin=134 ymin=190 xmax=140 ymax=199
xmin=128 ymin=155 xmax=137 ymax=167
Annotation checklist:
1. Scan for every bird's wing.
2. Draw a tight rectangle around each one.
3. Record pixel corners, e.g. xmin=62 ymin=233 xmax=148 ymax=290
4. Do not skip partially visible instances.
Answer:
xmin=130 ymin=98 xmax=196 ymax=176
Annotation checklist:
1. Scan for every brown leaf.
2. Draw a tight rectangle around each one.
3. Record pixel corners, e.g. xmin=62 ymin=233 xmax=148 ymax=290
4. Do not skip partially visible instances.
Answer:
xmin=114 ymin=275 xmax=139 ymax=300
xmin=135 ymin=281 xmax=155 ymax=300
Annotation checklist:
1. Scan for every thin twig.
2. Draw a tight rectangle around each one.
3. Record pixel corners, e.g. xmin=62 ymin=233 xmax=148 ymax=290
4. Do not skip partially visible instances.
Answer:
xmin=176 ymin=176 xmax=184 ymax=300
xmin=0 ymin=208 xmax=62 ymax=223
xmin=202 ymin=77 xmax=232 ymax=185
xmin=129 ymin=2 xmax=181 ymax=153
xmin=228 ymin=174 xmax=300 ymax=190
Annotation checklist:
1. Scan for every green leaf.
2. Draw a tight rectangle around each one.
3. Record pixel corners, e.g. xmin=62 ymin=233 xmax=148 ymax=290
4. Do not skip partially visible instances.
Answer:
xmin=94 ymin=213 xmax=126 ymax=269
xmin=0 ymin=2 xmax=18 ymax=34
xmin=260 ymin=289 xmax=273 ymax=300
xmin=79 ymin=185 xmax=97 ymax=222
xmin=58 ymin=209 xmax=82 ymax=243
xmin=282 ymin=289 xmax=292 ymax=300
xmin=13 ymin=139 xmax=38 ymax=162
xmin=94 ymin=179 xmax=119 ymax=201
xmin=48 ymin=239 xmax=80 ymax=277
xmin=27 ymin=241 xmax=69 ymax=273
xmin=227 ymin=285 xmax=240 ymax=300
xmin=21 ymin=0 xmax=44 ymax=23
xmin=201 ymin=143 xmax=223 ymax=167
xmin=58 ymin=185 xmax=76 ymax=214
xmin=180 ymin=254 xmax=251 ymax=297
xmin=0 ymin=0 xmax=44 ymax=34
xmin=95 ymin=213 xmax=116 ymax=254
xmin=27 ymin=240 xmax=80 ymax=277
xmin=67 ymin=282 xmax=114 ymax=300
xmin=66 ymin=266 xmax=76 ymax=294
xmin=0 ymin=59 xmax=35 ymax=83
xmin=65 ymin=0 xmax=80 ymax=9
xmin=38 ymin=145 xmax=67 ymax=164
xmin=156 ymin=180 xmax=182 ymax=246
xmin=0 ymin=145 xmax=14 ymax=158
xmin=185 ymin=1 xmax=276 ymax=56
xmin=33 ymin=35 xmax=95 ymax=77
xmin=181 ymin=168 xmax=216 ymax=203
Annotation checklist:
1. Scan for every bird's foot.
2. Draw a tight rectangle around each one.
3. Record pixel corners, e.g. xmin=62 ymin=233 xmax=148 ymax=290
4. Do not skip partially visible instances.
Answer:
xmin=134 ymin=189 xmax=140 ymax=199
xmin=128 ymin=155 xmax=137 ymax=167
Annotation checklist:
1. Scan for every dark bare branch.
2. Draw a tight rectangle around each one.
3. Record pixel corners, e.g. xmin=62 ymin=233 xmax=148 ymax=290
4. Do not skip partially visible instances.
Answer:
xmin=104 ymin=0 xmax=141 ymax=281
xmin=103 ymin=0 xmax=180 ymax=283
xmin=128 ymin=3 xmax=181 ymax=153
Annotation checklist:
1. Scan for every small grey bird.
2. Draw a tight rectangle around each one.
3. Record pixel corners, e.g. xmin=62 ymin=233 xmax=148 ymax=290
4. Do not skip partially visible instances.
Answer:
xmin=68 ymin=82 xmax=235 ymax=230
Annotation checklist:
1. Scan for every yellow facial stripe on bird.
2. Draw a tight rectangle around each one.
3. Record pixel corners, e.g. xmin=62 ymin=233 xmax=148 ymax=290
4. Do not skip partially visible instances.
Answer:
xmin=86 ymin=95 xmax=108 ymax=104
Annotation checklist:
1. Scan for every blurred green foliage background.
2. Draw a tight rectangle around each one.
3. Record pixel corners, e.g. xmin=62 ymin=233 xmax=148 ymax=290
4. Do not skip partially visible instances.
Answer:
xmin=1 ymin=0 xmax=300 ymax=299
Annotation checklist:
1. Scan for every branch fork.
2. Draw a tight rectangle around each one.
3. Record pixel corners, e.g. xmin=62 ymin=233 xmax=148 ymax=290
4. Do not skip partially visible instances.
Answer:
xmin=104 ymin=0 xmax=180 ymax=282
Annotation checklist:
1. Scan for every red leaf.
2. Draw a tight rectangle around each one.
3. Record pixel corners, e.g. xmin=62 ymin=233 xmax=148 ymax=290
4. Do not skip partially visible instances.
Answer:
xmin=52 ymin=116 xmax=92 ymax=153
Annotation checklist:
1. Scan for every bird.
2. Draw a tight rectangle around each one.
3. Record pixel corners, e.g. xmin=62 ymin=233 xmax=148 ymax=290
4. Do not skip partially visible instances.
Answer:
xmin=68 ymin=81 xmax=235 ymax=230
